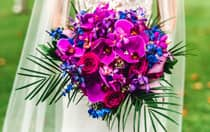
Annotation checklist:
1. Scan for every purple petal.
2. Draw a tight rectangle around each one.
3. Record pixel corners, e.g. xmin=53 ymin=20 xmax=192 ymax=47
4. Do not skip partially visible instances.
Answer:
xmin=74 ymin=47 xmax=85 ymax=57
xmin=115 ymin=19 xmax=134 ymax=35
xmin=57 ymin=39 xmax=71 ymax=53
xmin=125 ymin=36 xmax=146 ymax=57
xmin=100 ymin=52 xmax=116 ymax=65
xmin=85 ymin=77 xmax=106 ymax=103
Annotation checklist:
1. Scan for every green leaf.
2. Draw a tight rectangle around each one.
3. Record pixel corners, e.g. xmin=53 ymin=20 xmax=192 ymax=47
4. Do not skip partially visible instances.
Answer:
xmin=150 ymin=110 xmax=167 ymax=132
xmin=50 ymin=75 xmax=70 ymax=104
xmin=20 ymin=68 xmax=50 ymax=76
xmin=144 ymin=105 xmax=147 ymax=132
xmin=148 ymin=110 xmax=157 ymax=132
xmin=26 ymin=57 xmax=55 ymax=73
xmin=150 ymin=109 xmax=179 ymax=125
xmin=25 ymin=79 xmax=46 ymax=100
xmin=149 ymin=106 xmax=181 ymax=115
xmin=16 ymin=79 xmax=43 ymax=90
xmin=169 ymin=41 xmax=183 ymax=52
xmin=17 ymin=73 xmax=46 ymax=78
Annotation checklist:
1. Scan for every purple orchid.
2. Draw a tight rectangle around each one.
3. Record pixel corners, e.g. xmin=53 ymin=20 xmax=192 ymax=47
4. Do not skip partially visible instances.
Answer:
xmin=84 ymin=74 xmax=107 ymax=103
xmin=115 ymin=36 xmax=146 ymax=63
xmin=92 ymin=38 xmax=116 ymax=65
xmin=56 ymin=39 xmax=85 ymax=61
xmin=79 ymin=13 xmax=95 ymax=30
xmin=94 ymin=4 xmax=115 ymax=22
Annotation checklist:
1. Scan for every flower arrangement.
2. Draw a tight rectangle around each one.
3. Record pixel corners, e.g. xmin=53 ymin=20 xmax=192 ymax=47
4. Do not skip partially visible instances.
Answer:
xmin=17 ymin=3 xmax=185 ymax=132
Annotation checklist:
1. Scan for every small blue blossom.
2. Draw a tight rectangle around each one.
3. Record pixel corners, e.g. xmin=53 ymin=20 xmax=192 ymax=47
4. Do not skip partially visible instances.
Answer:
xmin=80 ymin=10 xmax=87 ymax=15
xmin=62 ymin=84 xmax=74 ymax=96
xmin=146 ymin=54 xmax=159 ymax=68
xmin=49 ymin=27 xmax=67 ymax=39
xmin=131 ymin=15 xmax=138 ymax=23
xmin=156 ymin=47 xmax=163 ymax=56
xmin=68 ymin=38 xmax=74 ymax=45
xmin=119 ymin=11 xmax=127 ymax=19
xmin=145 ymin=25 xmax=165 ymax=41
xmin=77 ymin=28 xmax=84 ymax=35
xmin=88 ymin=108 xmax=111 ymax=118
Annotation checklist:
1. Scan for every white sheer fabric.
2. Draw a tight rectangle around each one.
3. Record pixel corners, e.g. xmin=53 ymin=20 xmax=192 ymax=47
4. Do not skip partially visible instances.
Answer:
xmin=3 ymin=0 xmax=185 ymax=132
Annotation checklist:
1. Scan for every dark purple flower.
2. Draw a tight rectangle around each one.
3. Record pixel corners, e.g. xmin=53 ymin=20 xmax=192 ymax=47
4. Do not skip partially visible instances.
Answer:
xmin=84 ymin=74 xmax=107 ymax=103
xmin=92 ymin=38 xmax=116 ymax=65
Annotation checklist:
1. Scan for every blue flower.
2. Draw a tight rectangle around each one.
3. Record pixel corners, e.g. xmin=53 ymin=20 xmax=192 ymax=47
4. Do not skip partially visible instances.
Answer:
xmin=80 ymin=10 xmax=87 ymax=15
xmin=145 ymin=25 xmax=165 ymax=41
xmin=88 ymin=108 xmax=111 ymax=118
xmin=62 ymin=84 xmax=74 ymax=96
xmin=77 ymin=27 xmax=84 ymax=35
xmin=68 ymin=38 xmax=74 ymax=45
xmin=49 ymin=27 xmax=67 ymax=39
xmin=147 ymin=54 xmax=159 ymax=68
xmin=119 ymin=11 xmax=127 ymax=19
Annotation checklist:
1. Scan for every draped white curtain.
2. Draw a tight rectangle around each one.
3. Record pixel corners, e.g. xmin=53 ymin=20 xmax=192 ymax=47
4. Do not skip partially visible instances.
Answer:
xmin=3 ymin=0 xmax=185 ymax=132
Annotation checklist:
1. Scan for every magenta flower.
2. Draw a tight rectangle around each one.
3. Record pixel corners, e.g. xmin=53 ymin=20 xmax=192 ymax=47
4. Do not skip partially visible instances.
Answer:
xmin=94 ymin=4 xmax=115 ymax=21
xmin=115 ymin=19 xmax=134 ymax=36
xmin=56 ymin=39 xmax=84 ymax=61
xmin=115 ymin=36 xmax=146 ymax=63
xmin=104 ymin=91 xmax=125 ymax=108
xmin=80 ymin=13 xmax=95 ymax=30
xmin=92 ymin=38 xmax=116 ymax=65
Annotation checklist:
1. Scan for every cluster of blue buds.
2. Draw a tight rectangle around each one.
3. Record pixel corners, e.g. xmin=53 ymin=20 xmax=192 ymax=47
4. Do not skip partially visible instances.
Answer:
xmin=118 ymin=10 xmax=138 ymax=23
xmin=88 ymin=108 xmax=111 ymax=118
xmin=61 ymin=62 xmax=85 ymax=88
xmin=62 ymin=83 xmax=75 ymax=96
xmin=145 ymin=25 xmax=165 ymax=41
xmin=49 ymin=27 xmax=67 ymax=39
xmin=119 ymin=11 xmax=127 ymax=19
xmin=77 ymin=27 xmax=84 ymax=35
xmin=146 ymin=44 xmax=163 ymax=68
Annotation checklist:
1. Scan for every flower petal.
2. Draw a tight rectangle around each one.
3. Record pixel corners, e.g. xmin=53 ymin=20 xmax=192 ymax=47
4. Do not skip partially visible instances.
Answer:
xmin=57 ymin=39 xmax=71 ymax=53
xmin=115 ymin=19 xmax=134 ymax=35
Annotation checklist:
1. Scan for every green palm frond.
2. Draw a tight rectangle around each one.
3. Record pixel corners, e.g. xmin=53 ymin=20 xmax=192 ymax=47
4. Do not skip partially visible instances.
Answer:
xmin=16 ymin=47 xmax=72 ymax=105
xmin=104 ymin=84 xmax=180 ymax=132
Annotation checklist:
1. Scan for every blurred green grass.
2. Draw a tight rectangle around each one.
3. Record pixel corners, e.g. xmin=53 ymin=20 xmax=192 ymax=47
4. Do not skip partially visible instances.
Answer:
xmin=0 ymin=0 xmax=210 ymax=131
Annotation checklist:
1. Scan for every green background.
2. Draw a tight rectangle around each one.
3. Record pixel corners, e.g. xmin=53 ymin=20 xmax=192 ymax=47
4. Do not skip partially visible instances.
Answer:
xmin=0 ymin=0 xmax=210 ymax=131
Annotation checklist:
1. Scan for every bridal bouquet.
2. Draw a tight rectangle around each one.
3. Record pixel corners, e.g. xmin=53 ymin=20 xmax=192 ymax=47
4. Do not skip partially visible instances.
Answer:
xmin=18 ymin=3 xmax=185 ymax=132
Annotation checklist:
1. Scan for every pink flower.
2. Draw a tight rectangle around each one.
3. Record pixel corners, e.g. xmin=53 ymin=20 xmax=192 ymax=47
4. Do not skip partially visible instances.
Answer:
xmin=104 ymin=91 xmax=125 ymax=108
xmin=56 ymin=39 xmax=84 ymax=61
xmin=77 ymin=52 xmax=100 ymax=74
